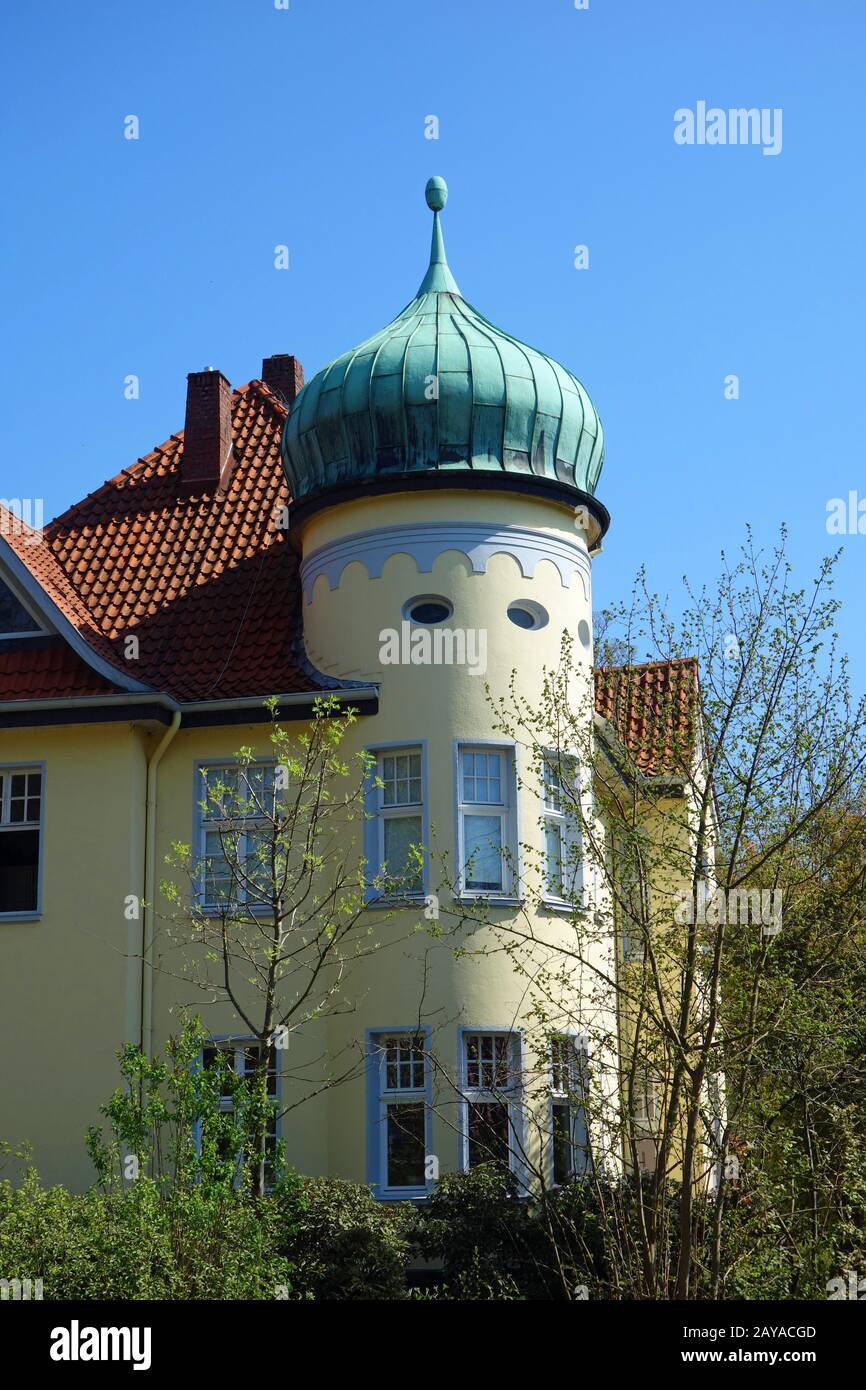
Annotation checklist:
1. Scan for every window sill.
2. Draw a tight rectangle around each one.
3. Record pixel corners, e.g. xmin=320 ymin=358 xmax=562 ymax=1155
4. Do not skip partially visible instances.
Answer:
xmin=0 ymin=909 xmax=41 ymax=922
xmin=373 ymin=1187 xmax=431 ymax=1203
xmin=456 ymin=893 xmax=523 ymax=908
xmin=541 ymin=896 xmax=585 ymax=914
xmin=364 ymin=894 xmax=427 ymax=911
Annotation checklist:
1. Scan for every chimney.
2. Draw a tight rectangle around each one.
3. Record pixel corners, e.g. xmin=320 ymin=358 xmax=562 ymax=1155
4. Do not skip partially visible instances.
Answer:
xmin=261 ymin=354 xmax=304 ymax=407
xmin=181 ymin=368 xmax=234 ymax=492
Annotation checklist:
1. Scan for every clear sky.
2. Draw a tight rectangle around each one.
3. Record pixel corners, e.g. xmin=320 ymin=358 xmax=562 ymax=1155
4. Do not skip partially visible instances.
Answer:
xmin=2 ymin=1 xmax=864 ymax=690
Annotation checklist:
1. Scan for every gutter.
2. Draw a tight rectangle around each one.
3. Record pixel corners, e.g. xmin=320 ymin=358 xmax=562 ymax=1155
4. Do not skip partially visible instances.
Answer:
xmin=141 ymin=711 xmax=181 ymax=1061
xmin=0 ymin=686 xmax=379 ymax=728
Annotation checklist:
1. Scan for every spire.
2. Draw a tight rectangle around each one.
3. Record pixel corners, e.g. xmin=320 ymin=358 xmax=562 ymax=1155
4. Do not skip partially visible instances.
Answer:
xmin=416 ymin=176 xmax=461 ymax=295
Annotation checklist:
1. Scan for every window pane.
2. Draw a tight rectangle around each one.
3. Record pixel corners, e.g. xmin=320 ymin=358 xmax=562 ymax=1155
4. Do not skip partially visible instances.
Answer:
xmin=466 ymin=1034 xmax=509 ymax=1090
xmin=544 ymin=820 xmax=563 ymax=896
xmin=386 ymin=1102 xmax=426 ymax=1187
xmin=463 ymin=814 xmax=503 ymax=891
xmin=384 ymin=1035 xmax=425 ymax=1091
xmin=381 ymin=752 xmax=422 ymax=807
xmin=383 ymin=815 xmax=422 ymax=891
xmin=552 ymin=1101 xmax=573 ymax=1184
xmin=551 ymin=1037 xmax=573 ymax=1093
xmin=461 ymin=750 xmax=502 ymax=805
xmin=543 ymin=760 xmax=565 ymax=812
xmin=0 ymin=828 xmax=39 ymax=912
xmin=467 ymin=1102 xmax=511 ymax=1169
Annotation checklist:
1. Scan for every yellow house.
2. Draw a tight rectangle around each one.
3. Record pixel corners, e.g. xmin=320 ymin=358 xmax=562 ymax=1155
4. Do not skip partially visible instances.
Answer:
xmin=0 ymin=178 xmax=706 ymax=1196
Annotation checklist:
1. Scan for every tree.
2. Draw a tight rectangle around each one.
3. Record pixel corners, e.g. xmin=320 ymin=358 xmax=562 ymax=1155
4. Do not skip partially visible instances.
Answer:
xmin=159 ymin=695 xmax=421 ymax=1197
xmin=438 ymin=529 xmax=866 ymax=1298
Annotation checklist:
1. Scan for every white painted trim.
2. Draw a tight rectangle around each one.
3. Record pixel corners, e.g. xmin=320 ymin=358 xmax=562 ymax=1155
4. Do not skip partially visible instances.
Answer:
xmin=301 ymin=521 xmax=591 ymax=603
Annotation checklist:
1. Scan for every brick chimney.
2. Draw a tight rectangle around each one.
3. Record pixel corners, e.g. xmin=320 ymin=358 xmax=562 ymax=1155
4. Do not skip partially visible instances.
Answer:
xmin=181 ymin=368 xmax=234 ymax=493
xmin=261 ymin=354 xmax=304 ymax=407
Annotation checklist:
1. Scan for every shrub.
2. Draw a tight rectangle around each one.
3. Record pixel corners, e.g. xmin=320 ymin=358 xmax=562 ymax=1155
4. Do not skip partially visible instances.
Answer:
xmin=277 ymin=1177 xmax=412 ymax=1300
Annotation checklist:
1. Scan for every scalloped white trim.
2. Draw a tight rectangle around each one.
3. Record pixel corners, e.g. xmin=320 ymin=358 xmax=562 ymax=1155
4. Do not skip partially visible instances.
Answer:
xmin=301 ymin=522 xmax=591 ymax=603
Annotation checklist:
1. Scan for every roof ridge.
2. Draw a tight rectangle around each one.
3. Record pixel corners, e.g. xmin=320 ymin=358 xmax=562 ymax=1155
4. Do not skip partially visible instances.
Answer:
xmin=595 ymin=656 xmax=699 ymax=675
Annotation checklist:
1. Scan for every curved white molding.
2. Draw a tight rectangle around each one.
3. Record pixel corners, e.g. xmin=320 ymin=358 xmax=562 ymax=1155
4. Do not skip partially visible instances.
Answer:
xmin=301 ymin=521 xmax=591 ymax=603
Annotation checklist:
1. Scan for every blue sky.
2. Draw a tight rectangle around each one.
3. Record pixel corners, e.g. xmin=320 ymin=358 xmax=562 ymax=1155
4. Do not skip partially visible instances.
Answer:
xmin=3 ymin=1 xmax=864 ymax=690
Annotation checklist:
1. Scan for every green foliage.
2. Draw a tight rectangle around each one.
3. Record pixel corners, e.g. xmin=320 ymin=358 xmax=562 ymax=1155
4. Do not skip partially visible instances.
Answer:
xmin=276 ymin=1177 xmax=412 ymax=1300
xmin=0 ymin=1166 xmax=293 ymax=1300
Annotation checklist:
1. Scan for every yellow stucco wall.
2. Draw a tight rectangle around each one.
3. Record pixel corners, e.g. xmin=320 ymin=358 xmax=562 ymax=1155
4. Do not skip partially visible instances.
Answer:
xmin=1 ymin=488 xmax=621 ymax=1192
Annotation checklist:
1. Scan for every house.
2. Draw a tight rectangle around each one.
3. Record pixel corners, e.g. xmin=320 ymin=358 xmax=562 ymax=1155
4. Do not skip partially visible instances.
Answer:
xmin=0 ymin=178 xmax=707 ymax=1194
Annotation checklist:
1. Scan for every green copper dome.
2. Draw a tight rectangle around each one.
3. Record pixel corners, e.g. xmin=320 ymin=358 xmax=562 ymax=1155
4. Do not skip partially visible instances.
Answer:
xmin=282 ymin=178 xmax=605 ymax=519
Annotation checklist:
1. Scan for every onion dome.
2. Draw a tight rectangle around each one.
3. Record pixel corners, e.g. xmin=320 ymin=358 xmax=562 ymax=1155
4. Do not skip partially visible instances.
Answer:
xmin=282 ymin=178 xmax=606 ymax=533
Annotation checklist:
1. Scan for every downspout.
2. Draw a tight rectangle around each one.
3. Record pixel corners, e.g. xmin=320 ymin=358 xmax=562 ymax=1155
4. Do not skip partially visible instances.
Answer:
xmin=141 ymin=711 xmax=182 ymax=1059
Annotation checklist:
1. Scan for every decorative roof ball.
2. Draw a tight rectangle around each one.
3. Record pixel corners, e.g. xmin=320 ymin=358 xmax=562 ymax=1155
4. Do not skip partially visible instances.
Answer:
xmin=281 ymin=178 xmax=605 ymax=525
xmin=425 ymin=175 xmax=448 ymax=211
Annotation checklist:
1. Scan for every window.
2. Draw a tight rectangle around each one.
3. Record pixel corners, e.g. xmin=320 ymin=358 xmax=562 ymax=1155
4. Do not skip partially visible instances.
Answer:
xmin=631 ymin=1071 xmax=660 ymax=1173
xmin=370 ymin=748 xmax=424 ymax=897
xmin=616 ymin=834 xmax=648 ymax=961
xmin=461 ymin=1031 xmax=521 ymax=1173
xmin=0 ymin=768 xmax=42 ymax=914
xmin=0 ymin=580 xmax=41 ymax=637
xmin=542 ymin=757 xmax=583 ymax=905
xmin=457 ymin=746 xmax=517 ymax=897
xmin=506 ymin=600 xmax=548 ymax=631
xmin=197 ymin=763 xmax=277 ymax=910
xmin=550 ymin=1035 xmax=589 ymax=1184
xmin=369 ymin=1031 xmax=429 ymax=1197
xmin=403 ymin=595 xmax=453 ymax=625
xmin=201 ymin=1039 xmax=279 ymax=1189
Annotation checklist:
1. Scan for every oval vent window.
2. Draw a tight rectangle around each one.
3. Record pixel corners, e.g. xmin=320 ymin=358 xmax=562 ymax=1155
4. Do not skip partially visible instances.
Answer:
xmin=404 ymin=596 xmax=453 ymax=625
xmin=507 ymin=601 xmax=548 ymax=631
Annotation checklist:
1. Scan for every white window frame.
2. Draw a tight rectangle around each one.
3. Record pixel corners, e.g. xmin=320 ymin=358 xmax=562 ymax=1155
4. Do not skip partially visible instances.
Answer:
xmin=371 ymin=746 xmax=425 ymax=900
xmin=459 ymin=1028 xmax=524 ymax=1177
xmin=541 ymin=754 xmax=585 ymax=908
xmin=0 ymin=764 xmax=44 ymax=918
xmin=456 ymin=744 xmax=518 ymax=900
xmin=195 ymin=761 xmax=277 ymax=912
xmin=369 ymin=1029 xmax=430 ymax=1199
xmin=199 ymin=1036 xmax=281 ymax=1191
xmin=549 ymin=1033 xmax=589 ymax=1185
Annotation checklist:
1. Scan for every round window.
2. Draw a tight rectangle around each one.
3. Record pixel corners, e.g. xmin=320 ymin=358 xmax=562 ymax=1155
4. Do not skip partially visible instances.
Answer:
xmin=507 ymin=601 xmax=548 ymax=631
xmin=403 ymin=595 xmax=453 ymax=625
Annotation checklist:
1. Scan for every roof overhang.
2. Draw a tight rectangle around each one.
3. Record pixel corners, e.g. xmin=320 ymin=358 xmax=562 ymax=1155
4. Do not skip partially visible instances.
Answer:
xmin=0 ymin=686 xmax=380 ymax=730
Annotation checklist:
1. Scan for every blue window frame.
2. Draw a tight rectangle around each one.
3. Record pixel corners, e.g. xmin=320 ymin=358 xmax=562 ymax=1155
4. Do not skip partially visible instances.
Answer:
xmin=458 ymin=1028 xmax=524 ymax=1179
xmin=364 ymin=744 xmax=427 ymax=903
xmin=366 ymin=1027 xmax=432 ymax=1199
xmin=455 ymin=744 xmax=518 ymax=899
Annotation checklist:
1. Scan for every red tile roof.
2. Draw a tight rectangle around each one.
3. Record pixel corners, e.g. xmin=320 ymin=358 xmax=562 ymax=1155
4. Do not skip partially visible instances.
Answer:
xmin=0 ymin=376 xmax=701 ymax=762
xmin=0 ymin=640 xmax=117 ymax=700
xmin=594 ymin=657 xmax=699 ymax=776
xmin=0 ymin=381 xmax=330 ymax=702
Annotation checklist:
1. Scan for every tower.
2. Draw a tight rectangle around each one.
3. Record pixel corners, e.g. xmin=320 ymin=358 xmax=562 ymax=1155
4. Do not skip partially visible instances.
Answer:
xmin=281 ymin=179 xmax=613 ymax=1193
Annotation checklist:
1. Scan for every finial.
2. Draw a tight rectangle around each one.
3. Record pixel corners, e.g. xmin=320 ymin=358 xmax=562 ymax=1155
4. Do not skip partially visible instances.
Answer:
xmin=425 ymin=175 xmax=448 ymax=212
xmin=417 ymin=176 xmax=460 ymax=296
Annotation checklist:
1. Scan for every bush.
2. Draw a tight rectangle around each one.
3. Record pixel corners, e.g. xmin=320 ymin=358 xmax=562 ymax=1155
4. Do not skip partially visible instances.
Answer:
xmin=277 ymin=1177 xmax=412 ymax=1300
xmin=0 ymin=1167 xmax=293 ymax=1300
